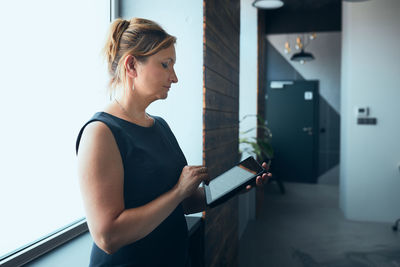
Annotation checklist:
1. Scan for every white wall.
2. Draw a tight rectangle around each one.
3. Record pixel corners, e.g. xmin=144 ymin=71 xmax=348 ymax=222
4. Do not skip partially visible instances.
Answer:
xmin=120 ymin=0 xmax=203 ymax=166
xmin=238 ymin=0 xmax=258 ymax=239
xmin=340 ymin=0 xmax=400 ymax=222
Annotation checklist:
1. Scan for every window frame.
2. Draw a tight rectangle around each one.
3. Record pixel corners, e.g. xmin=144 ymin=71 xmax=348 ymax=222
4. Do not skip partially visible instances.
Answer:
xmin=0 ymin=219 xmax=88 ymax=266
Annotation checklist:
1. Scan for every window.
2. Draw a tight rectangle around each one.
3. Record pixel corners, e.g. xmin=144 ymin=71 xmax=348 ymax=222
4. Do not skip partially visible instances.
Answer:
xmin=0 ymin=0 xmax=109 ymax=261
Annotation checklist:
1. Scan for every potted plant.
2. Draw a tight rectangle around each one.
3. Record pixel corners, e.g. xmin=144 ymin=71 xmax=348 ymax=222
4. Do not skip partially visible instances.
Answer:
xmin=239 ymin=114 xmax=285 ymax=194
xmin=239 ymin=114 xmax=274 ymax=165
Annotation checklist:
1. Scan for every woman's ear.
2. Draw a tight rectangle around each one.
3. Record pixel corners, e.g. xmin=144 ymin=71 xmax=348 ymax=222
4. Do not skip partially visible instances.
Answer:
xmin=124 ymin=55 xmax=137 ymax=78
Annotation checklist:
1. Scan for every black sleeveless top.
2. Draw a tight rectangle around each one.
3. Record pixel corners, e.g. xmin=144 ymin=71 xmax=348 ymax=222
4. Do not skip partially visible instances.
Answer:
xmin=76 ymin=112 xmax=189 ymax=267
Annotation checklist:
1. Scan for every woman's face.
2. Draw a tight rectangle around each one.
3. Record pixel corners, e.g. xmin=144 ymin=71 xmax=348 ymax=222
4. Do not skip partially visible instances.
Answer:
xmin=133 ymin=45 xmax=178 ymax=101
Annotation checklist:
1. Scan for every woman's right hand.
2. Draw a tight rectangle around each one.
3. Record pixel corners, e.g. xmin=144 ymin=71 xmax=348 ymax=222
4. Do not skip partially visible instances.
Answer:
xmin=176 ymin=166 xmax=210 ymax=200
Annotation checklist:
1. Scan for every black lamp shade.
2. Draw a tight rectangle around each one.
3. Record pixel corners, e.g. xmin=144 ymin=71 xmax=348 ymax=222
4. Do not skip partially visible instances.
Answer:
xmin=290 ymin=49 xmax=315 ymax=62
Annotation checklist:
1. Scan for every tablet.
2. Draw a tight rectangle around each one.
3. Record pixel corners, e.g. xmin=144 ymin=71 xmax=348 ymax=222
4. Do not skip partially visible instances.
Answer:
xmin=204 ymin=156 xmax=265 ymax=208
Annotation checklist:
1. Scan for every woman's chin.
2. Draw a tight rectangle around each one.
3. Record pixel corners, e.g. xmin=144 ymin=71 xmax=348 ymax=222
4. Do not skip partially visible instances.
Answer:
xmin=153 ymin=93 xmax=168 ymax=101
xmin=160 ymin=92 xmax=169 ymax=99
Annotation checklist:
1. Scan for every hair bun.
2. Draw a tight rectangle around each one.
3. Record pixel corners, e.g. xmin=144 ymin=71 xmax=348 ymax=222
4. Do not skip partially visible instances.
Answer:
xmin=105 ymin=19 xmax=130 ymax=73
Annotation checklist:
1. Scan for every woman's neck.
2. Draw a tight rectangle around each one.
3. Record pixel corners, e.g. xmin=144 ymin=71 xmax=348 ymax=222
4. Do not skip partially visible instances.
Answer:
xmin=113 ymin=89 xmax=154 ymax=125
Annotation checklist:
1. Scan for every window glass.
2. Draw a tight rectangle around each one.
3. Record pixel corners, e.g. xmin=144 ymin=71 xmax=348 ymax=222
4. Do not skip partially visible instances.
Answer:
xmin=0 ymin=0 xmax=109 ymax=257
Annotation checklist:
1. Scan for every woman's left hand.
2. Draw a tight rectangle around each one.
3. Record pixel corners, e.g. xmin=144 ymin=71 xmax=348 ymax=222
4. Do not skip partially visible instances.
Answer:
xmin=242 ymin=162 xmax=272 ymax=193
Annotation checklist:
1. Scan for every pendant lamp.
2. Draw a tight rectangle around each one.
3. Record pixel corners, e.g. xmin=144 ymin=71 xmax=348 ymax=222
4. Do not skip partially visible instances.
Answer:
xmin=290 ymin=49 xmax=315 ymax=64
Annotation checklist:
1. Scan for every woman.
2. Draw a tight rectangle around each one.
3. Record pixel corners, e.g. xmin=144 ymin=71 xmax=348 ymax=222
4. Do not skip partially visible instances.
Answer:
xmin=76 ymin=18 xmax=270 ymax=266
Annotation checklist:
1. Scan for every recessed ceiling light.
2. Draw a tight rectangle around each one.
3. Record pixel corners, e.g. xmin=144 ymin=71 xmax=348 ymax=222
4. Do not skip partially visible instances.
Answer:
xmin=252 ymin=0 xmax=284 ymax=9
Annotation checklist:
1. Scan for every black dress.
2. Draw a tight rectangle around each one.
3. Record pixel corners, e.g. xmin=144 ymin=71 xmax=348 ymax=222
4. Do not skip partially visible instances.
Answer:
xmin=76 ymin=112 xmax=189 ymax=267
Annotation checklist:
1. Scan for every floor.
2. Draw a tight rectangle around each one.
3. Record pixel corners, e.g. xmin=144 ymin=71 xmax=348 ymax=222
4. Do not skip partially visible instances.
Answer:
xmin=239 ymin=181 xmax=400 ymax=267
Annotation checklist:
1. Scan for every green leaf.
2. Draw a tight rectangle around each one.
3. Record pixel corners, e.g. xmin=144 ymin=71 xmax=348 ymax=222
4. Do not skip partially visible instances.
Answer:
xmin=239 ymin=113 xmax=274 ymax=161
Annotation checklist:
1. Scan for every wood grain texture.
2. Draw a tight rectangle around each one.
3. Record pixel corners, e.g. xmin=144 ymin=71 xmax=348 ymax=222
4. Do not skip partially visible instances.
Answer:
xmin=204 ymin=127 xmax=238 ymax=152
xmin=205 ymin=1 xmax=239 ymax=55
xmin=204 ymin=109 xmax=238 ymax=130
xmin=204 ymin=197 xmax=239 ymax=267
xmin=256 ymin=10 xmax=267 ymax=219
xmin=205 ymin=27 xmax=239 ymax=72
xmin=204 ymin=67 xmax=238 ymax=98
xmin=204 ymin=48 xmax=239 ymax=86
xmin=203 ymin=0 xmax=240 ymax=266
xmin=204 ymin=89 xmax=238 ymax=113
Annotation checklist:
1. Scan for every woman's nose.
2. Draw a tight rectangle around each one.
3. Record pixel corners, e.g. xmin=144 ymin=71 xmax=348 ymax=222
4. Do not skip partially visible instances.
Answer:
xmin=170 ymin=68 xmax=178 ymax=83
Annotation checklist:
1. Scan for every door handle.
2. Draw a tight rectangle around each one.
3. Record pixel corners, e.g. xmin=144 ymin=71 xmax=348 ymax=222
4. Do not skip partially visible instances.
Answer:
xmin=302 ymin=127 xmax=313 ymax=135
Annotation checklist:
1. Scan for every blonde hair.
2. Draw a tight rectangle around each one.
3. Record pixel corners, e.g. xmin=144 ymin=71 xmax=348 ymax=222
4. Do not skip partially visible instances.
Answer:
xmin=103 ymin=18 xmax=176 ymax=95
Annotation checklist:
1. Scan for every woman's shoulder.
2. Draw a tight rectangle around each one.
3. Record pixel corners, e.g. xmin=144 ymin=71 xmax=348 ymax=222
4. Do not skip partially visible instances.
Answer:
xmin=81 ymin=112 xmax=120 ymax=139
xmin=76 ymin=112 xmax=119 ymax=155
xmin=151 ymin=115 xmax=170 ymax=129
xmin=83 ymin=119 xmax=112 ymax=136
xmin=77 ymin=119 xmax=115 ymax=149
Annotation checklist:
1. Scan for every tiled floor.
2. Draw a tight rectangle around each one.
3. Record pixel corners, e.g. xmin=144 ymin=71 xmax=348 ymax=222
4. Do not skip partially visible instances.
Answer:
xmin=239 ymin=182 xmax=400 ymax=267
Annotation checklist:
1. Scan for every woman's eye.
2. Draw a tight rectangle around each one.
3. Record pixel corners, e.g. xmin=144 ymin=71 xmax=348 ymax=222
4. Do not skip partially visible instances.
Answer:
xmin=161 ymin=62 xmax=168 ymax=69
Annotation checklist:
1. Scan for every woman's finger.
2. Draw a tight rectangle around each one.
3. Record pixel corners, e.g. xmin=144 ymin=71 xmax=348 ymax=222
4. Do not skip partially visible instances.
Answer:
xmin=261 ymin=173 xmax=267 ymax=183
xmin=202 ymin=174 xmax=210 ymax=185
xmin=262 ymin=162 xmax=269 ymax=170
xmin=195 ymin=166 xmax=208 ymax=174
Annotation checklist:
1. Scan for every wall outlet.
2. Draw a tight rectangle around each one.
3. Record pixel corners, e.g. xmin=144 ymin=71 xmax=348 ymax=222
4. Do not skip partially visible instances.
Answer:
xmin=355 ymin=106 xmax=369 ymax=117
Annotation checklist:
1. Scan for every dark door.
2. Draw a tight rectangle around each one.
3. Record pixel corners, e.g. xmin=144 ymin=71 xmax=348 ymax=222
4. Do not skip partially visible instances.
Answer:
xmin=265 ymin=80 xmax=319 ymax=183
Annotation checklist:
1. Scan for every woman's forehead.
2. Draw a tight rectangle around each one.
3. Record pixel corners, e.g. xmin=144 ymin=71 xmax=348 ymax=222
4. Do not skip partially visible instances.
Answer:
xmin=154 ymin=45 xmax=176 ymax=61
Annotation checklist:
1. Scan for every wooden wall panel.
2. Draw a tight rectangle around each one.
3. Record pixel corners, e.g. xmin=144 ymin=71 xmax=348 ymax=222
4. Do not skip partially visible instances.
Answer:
xmin=205 ymin=90 xmax=238 ymax=113
xmin=205 ymin=14 xmax=239 ymax=56
xmin=204 ymin=67 xmax=237 ymax=98
xmin=203 ymin=0 xmax=240 ymax=266
xmin=205 ymin=28 xmax=239 ymax=72
xmin=204 ymin=197 xmax=239 ymax=267
xmin=204 ymin=143 xmax=238 ymax=178
xmin=204 ymin=110 xmax=237 ymax=130
xmin=204 ymin=48 xmax=239 ymax=85
xmin=256 ymin=10 xmax=267 ymax=218
xmin=204 ymin=127 xmax=238 ymax=151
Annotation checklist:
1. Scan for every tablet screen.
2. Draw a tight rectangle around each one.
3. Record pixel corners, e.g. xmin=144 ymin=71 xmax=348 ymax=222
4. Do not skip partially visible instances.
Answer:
xmin=205 ymin=156 xmax=264 ymax=205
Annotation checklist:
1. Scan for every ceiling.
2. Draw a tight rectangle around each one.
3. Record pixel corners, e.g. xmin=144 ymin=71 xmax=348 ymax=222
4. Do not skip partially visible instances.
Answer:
xmin=260 ymin=0 xmax=342 ymax=34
